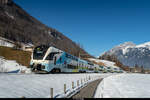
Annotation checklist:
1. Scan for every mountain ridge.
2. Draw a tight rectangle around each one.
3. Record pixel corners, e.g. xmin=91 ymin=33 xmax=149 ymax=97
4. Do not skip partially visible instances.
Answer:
xmin=100 ymin=41 xmax=150 ymax=69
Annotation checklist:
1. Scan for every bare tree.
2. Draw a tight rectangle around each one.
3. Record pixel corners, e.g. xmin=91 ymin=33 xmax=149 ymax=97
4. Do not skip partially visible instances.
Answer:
xmin=141 ymin=66 xmax=145 ymax=73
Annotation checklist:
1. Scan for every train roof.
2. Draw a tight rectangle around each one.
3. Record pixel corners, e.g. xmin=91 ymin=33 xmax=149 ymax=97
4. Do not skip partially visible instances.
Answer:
xmin=34 ymin=45 xmax=97 ymax=65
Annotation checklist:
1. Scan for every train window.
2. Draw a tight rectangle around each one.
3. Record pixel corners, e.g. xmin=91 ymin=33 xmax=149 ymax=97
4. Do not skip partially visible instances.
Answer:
xmin=46 ymin=52 xmax=60 ymax=60
xmin=66 ymin=53 xmax=68 ymax=58
xmin=75 ymin=57 xmax=77 ymax=61
xmin=54 ymin=56 xmax=57 ymax=65
xmin=67 ymin=64 xmax=77 ymax=69
xmin=60 ymin=57 xmax=62 ymax=62
xmin=33 ymin=45 xmax=49 ymax=60
xmin=68 ymin=54 xmax=70 ymax=58
xmin=66 ymin=53 xmax=78 ymax=61
xmin=66 ymin=54 xmax=71 ymax=58
xmin=46 ymin=53 xmax=55 ymax=60
xmin=75 ymin=58 xmax=77 ymax=61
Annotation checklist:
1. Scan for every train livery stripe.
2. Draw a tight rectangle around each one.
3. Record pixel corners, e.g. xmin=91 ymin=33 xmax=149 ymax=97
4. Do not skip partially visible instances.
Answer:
xmin=72 ymin=69 xmax=79 ymax=72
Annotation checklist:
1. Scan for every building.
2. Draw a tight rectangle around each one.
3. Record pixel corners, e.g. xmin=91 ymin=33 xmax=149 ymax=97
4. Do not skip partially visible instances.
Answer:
xmin=19 ymin=43 xmax=34 ymax=52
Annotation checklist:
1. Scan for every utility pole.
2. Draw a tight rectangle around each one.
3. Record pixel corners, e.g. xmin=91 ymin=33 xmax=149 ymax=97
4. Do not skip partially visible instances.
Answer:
xmin=78 ymin=52 xmax=89 ymax=68
xmin=79 ymin=52 xmax=80 ymax=59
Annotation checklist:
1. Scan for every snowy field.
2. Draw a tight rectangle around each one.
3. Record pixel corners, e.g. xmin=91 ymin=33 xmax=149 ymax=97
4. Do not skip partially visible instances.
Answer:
xmin=0 ymin=73 xmax=114 ymax=98
xmin=95 ymin=73 xmax=150 ymax=98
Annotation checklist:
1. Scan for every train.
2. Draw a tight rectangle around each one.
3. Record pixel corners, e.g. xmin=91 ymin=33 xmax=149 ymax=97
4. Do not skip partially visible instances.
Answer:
xmin=29 ymin=45 xmax=100 ymax=73
xmin=29 ymin=45 xmax=124 ymax=73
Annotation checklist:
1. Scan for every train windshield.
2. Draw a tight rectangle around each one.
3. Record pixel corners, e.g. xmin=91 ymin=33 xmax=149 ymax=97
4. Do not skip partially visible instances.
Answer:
xmin=114 ymin=68 xmax=117 ymax=70
xmin=33 ymin=45 xmax=49 ymax=60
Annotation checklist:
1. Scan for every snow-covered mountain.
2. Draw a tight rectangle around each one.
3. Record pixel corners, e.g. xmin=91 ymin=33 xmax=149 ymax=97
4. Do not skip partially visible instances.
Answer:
xmin=100 ymin=42 xmax=150 ymax=69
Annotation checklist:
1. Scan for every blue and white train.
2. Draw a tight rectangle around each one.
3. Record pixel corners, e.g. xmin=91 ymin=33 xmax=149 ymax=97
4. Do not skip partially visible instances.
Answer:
xmin=29 ymin=45 xmax=100 ymax=73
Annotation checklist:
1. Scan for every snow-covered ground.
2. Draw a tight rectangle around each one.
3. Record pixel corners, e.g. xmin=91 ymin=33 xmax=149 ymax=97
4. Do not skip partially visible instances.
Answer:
xmin=0 ymin=57 xmax=31 ymax=73
xmin=95 ymin=73 xmax=150 ymax=98
xmin=0 ymin=73 xmax=113 ymax=98
xmin=97 ymin=60 xmax=117 ymax=67
xmin=88 ymin=58 xmax=119 ymax=69
xmin=0 ymin=39 xmax=14 ymax=47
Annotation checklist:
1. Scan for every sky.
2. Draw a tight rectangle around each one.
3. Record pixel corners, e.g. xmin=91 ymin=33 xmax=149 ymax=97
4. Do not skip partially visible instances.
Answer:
xmin=14 ymin=0 xmax=150 ymax=57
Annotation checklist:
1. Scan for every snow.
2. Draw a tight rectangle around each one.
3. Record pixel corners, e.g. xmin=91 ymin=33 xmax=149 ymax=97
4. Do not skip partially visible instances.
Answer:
xmin=136 ymin=42 xmax=150 ymax=49
xmin=88 ymin=58 xmax=119 ymax=69
xmin=95 ymin=73 xmax=150 ymax=98
xmin=115 ymin=42 xmax=136 ymax=55
xmin=122 ymin=46 xmax=133 ymax=55
xmin=0 ymin=57 xmax=31 ymax=73
xmin=24 ymin=43 xmax=34 ymax=48
xmin=118 ymin=42 xmax=136 ymax=49
xmin=104 ymin=41 xmax=150 ymax=56
xmin=0 ymin=73 xmax=113 ymax=98
xmin=107 ymin=42 xmax=136 ymax=55
xmin=21 ymin=43 xmax=34 ymax=48
xmin=101 ymin=41 xmax=150 ymax=57
xmin=5 ymin=11 xmax=14 ymax=19
xmin=98 ymin=60 xmax=115 ymax=67
xmin=0 ymin=39 xmax=14 ymax=47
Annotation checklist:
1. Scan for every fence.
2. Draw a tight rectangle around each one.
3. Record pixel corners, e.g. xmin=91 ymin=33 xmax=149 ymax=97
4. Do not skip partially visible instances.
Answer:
xmin=50 ymin=75 xmax=101 ymax=98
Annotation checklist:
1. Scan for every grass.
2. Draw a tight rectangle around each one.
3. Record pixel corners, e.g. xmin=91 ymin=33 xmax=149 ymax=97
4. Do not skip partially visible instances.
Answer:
xmin=0 ymin=46 xmax=31 ymax=67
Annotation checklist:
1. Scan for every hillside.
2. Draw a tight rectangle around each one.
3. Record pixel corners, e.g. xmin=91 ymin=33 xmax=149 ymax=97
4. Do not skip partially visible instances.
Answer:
xmin=88 ymin=58 xmax=121 ymax=69
xmin=0 ymin=0 xmax=92 ymax=58
xmin=0 ymin=46 xmax=31 ymax=66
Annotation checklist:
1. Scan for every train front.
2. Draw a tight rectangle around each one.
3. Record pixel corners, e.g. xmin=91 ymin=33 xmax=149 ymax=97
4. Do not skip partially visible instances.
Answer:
xmin=30 ymin=45 xmax=50 ymax=73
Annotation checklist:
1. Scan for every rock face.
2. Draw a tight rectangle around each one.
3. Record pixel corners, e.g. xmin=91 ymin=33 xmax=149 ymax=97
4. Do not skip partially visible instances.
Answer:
xmin=100 ymin=42 xmax=150 ymax=69
xmin=0 ymin=0 xmax=91 ymax=57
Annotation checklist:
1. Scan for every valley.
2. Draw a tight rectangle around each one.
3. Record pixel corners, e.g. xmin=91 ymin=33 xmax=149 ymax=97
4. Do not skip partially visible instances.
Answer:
xmin=0 ymin=0 xmax=150 ymax=99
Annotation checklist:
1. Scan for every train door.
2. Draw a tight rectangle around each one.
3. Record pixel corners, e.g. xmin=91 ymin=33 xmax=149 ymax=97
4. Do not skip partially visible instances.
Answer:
xmin=54 ymin=56 xmax=57 ymax=65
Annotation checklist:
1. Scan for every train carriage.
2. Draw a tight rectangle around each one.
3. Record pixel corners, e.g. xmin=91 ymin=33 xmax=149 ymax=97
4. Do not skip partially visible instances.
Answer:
xmin=30 ymin=45 xmax=100 ymax=73
xmin=93 ymin=64 xmax=100 ymax=73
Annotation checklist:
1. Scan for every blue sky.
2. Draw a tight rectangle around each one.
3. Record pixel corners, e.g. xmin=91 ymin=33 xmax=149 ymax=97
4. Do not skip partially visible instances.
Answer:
xmin=14 ymin=0 xmax=150 ymax=57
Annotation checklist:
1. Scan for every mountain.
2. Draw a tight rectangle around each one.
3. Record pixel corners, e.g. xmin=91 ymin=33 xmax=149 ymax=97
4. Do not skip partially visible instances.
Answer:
xmin=100 ymin=42 xmax=150 ymax=69
xmin=0 ymin=0 xmax=92 ymax=58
